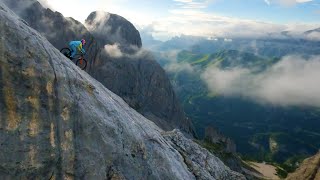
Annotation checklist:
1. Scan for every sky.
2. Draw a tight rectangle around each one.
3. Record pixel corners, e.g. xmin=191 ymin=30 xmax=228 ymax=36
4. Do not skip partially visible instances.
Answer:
xmin=39 ymin=0 xmax=320 ymax=40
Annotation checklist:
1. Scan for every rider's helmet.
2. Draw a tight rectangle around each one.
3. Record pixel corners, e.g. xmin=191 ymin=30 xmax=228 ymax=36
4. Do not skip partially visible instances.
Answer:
xmin=81 ymin=39 xmax=86 ymax=45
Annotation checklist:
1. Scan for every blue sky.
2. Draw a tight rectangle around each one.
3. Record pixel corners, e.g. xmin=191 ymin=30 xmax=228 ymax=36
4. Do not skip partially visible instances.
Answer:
xmin=40 ymin=0 xmax=320 ymax=40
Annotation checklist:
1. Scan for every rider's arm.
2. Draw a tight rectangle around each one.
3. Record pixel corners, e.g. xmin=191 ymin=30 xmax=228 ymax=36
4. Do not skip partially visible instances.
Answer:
xmin=81 ymin=47 xmax=86 ymax=54
xmin=77 ymin=43 xmax=85 ymax=54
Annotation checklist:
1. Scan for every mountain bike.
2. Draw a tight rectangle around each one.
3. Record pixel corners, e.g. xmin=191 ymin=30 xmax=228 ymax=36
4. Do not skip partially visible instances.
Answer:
xmin=60 ymin=48 xmax=87 ymax=70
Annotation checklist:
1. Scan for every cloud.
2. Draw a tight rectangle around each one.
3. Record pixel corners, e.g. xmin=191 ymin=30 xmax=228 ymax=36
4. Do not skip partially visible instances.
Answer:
xmin=267 ymin=0 xmax=313 ymax=6
xmin=159 ymin=50 xmax=181 ymax=61
xmin=37 ymin=0 xmax=53 ymax=10
xmin=173 ymin=0 xmax=214 ymax=9
xmin=146 ymin=10 xmax=287 ymax=40
xmin=104 ymin=43 xmax=155 ymax=60
xmin=142 ymin=8 xmax=320 ymax=41
xmin=104 ymin=44 xmax=123 ymax=58
xmin=165 ymin=62 xmax=195 ymax=73
xmin=85 ymin=11 xmax=111 ymax=31
xmin=156 ymin=50 xmax=196 ymax=73
xmin=201 ymin=55 xmax=320 ymax=107
xmin=264 ymin=0 xmax=271 ymax=5
xmin=305 ymin=31 xmax=320 ymax=41
xmin=141 ymin=0 xmax=317 ymax=41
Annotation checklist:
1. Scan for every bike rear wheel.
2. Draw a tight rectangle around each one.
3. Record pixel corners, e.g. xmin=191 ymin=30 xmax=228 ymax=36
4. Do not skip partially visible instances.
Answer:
xmin=76 ymin=58 xmax=87 ymax=70
xmin=60 ymin=48 xmax=71 ymax=59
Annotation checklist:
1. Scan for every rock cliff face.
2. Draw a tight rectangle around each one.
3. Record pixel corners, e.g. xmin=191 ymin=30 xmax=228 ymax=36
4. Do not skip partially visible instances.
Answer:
xmin=2 ymin=0 xmax=195 ymax=136
xmin=1 ymin=0 xmax=100 ymax=63
xmin=0 ymin=2 xmax=244 ymax=179
xmin=205 ymin=126 xmax=236 ymax=154
xmin=286 ymin=152 xmax=320 ymax=180
xmin=85 ymin=11 xmax=142 ymax=48
xmin=90 ymin=45 xmax=195 ymax=135
xmin=202 ymin=126 xmax=247 ymax=174
xmin=84 ymin=11 xmax=195 ymax=136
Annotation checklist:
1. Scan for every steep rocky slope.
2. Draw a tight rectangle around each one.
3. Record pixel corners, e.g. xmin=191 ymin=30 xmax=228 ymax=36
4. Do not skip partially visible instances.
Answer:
xmin=84 ymin=11 xmax=195 ymax=135
xmin=1 ymin=0 xmax=100 ymax=71
xmin=2 ymin=0 xmax=195 ymax=136
xmin=286 ymin=152 xmax=320 ymax=180
xmin=0 ymin=2 xmax=244 ymax=179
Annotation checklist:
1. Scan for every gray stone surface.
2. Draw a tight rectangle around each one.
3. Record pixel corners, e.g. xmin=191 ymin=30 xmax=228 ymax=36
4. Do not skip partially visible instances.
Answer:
xmin=2 ymin=0 xmax=196 ymax=136
xmin=205 ymin=126 xmax=236 ymax=154
xmin=0 ymin=2 xmax=244 ymax=179
xmin=1 ymin=0 xmax=100 ymax=68
xmin=85 ymin=11 xmax=142 ymax=48
xmin=84 ymin=10 xmax=196 ymax=136
xmin=90 ymin=46 xmax=196 ymax=136
xmin=163 ymin=130 xmax=246 ymax=180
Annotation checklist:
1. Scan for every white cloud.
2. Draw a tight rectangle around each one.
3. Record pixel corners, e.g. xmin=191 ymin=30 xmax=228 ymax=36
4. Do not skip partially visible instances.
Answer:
xmin=104 ymin=44 xmax=123 ymax=58
xmin=159 ymin=50 xmax=181 ymax=61
xmin=104 ymin=43 xmax=155 ymax=60
xmin=39 ymin=0 xmax=320 ymax=41
xmin=37 ymin=0 xmax=53 ymax=9
xmin=264 ymin=0 xmax=271 ymax=5
xmin=85 ymin=11 xmax=111 ymax=31
xmin=165 ymin=62 xmax=195 ymax=73
xmin=268 ymin=0 xmax=313 ymax=6
xmin=173 ymin=0 xmax=214 ymax=9
xmin=146 ymin=10 xmax=286 ymax=40
xmin=305 ymin=31 xmax=320 ymax=41
xmin=201 ymin=55 xmax=320 ymax=107
xmin=159 ymin=50 xmax=195 ymax=73
xmin=142 ymin=8 xmax=320 ymax=41
xmin=296 ymin=0 xmax=313 ymax=2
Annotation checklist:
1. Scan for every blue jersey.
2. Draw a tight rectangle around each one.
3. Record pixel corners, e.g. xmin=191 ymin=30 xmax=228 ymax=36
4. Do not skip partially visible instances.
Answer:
xmin=69 ymin=41 xmax=85 ymax=54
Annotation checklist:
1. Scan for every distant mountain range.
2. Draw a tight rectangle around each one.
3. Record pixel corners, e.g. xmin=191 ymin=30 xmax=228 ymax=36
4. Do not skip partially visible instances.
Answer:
xmin=142 ymin=29 xmax=320 ymax=58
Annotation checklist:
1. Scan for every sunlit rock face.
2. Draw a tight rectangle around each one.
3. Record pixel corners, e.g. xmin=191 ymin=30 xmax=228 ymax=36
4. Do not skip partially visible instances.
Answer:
xmin=85 ymin=11 xmax=142 ymax=48
xmin=0 ymin=2 xmax=244 ymax=179
xmin=2 ymin=0 xmax=196 ymax=136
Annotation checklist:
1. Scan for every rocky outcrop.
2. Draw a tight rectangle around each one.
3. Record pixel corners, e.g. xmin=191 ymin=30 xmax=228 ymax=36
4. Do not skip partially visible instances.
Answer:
xmin=2 ymin=0 xmax=196 ymax=136
xmin=201 ymin=126 xmax=247 ymax=174
xmin=90 ymin=46 xmax=195 ymax=135
xmin=0 ymin=2 xmax=244 ymax=179
xmin=163 ymin=130 xmax=246 ymax=180
xmin=205 ymin=126 xmax=236 ymax=154
xmin=286 ymin=151 xmax=320 ymax=180
xmin=84 ymin=11 xmax=196 ymax=136
xmin=85 ymin=11 xmax=142 ymax=48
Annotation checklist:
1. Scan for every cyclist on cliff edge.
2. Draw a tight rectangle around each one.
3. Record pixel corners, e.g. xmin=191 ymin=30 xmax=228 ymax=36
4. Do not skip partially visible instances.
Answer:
xmin=69 ymin=39 xmax=86 ymax=59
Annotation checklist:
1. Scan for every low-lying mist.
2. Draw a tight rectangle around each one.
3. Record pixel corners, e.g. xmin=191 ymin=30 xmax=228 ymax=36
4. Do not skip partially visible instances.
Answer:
xmin=201 ymin=55 xmax=320 ymax=107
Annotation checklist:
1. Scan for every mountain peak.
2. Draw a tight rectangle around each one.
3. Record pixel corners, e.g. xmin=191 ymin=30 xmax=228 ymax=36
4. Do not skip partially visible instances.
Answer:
xmin=85 ymin=11 xmax=142 ymax=48
xmin=0 ymin=2 xmax=244 ymax=178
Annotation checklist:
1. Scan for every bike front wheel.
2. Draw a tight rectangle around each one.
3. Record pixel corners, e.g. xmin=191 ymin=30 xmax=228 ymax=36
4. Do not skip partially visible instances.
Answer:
xmin=76 ymin=58 xmax=87 ymax=70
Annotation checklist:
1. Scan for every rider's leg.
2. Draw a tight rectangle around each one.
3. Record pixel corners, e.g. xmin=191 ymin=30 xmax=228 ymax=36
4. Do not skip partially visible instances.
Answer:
xmin=70 ymin=45 xmax=77 ymax=59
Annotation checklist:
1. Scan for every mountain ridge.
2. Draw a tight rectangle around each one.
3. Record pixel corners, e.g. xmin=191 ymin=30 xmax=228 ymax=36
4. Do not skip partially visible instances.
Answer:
xmin=2 ymin=0 xmax=196 ymax=136
xmin=0 ymin=2 xmax=244 ymax=179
